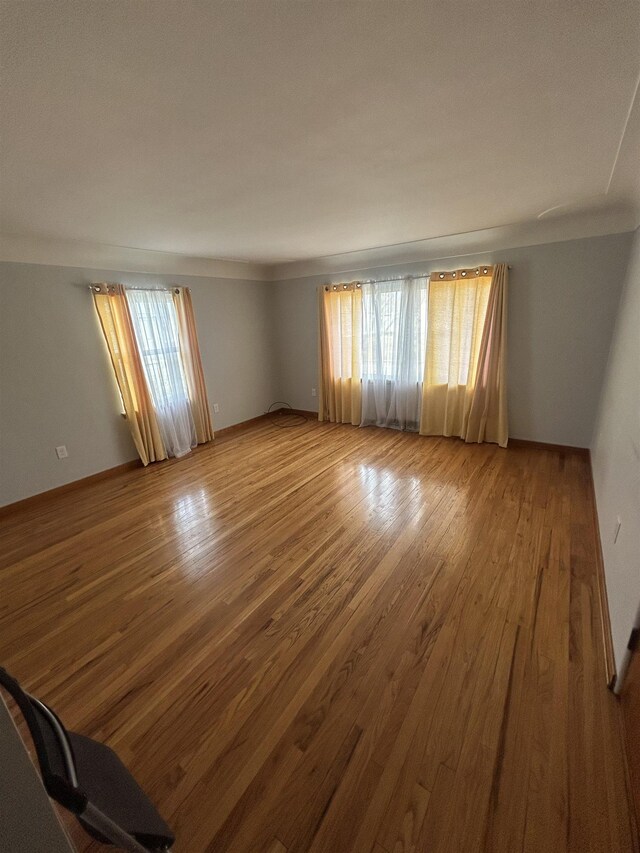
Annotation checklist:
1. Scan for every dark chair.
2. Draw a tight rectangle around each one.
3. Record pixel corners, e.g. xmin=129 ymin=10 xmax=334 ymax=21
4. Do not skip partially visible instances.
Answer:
xmin=0 ymin=667 xmax=174 ymax=852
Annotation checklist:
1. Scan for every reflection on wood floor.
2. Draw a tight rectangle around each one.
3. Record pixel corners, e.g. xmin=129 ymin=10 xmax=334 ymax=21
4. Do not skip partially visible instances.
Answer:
xmin=0 ymin=419 xmax=636 ymax=852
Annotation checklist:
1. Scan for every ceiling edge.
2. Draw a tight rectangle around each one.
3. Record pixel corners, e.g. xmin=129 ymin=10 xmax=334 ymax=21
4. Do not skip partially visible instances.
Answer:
xmin=267 ymin=206 xmax=640 ymax=281
xmin=0 ymin=234 xmax=272 ymax=281
xmin=1 ymin=205 xmax=638 ymax=285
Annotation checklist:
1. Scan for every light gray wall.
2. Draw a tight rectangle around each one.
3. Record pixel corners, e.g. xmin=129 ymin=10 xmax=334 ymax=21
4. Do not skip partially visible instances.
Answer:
xmin=271 ymin=232 xmax=634 ymax=446
xmin=0 ymin=262 xmax=276 ymax=506
xmin=0 ymin=231 xmax=635 ymax=508
xmin=591 ymin=227 xmax=640 ymax=676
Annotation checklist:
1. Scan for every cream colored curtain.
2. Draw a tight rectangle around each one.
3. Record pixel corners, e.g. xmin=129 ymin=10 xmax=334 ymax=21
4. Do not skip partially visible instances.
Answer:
xmin=173 ymin=287 xmax=214 ymax=444
xmin=419 ymin=263 xmax=508 ymax=447
xmin=318 ymin=283 xmax=362 ymax=425
xmin=465 ymin=264 xmax=508 ymax=445
xmin=93 ymin=284 xmax=167 ymax=465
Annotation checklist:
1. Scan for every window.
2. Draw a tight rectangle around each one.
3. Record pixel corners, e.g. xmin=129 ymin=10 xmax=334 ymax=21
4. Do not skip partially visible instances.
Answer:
xmin=126 ymin=290 xmax=189 ymax=407
xmin=319 ymin=265 xmax=508 ymax=445
xmin=361 ymin=280 xmax=428 ymax=381
xmin=426 ymin=276 xmax=491 ymax=387
xmin=360 ymin=276 xmax=428 ymax=430
xmin=93 ymin=282 xmax=214 ymax=465
xmin=126 ymin=288 xmax=196 ymax=458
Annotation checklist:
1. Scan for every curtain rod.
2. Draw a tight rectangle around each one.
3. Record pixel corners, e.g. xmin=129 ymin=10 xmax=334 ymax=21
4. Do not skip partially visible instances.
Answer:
xmin=325 ymin=264 xmax=512 ymax=288
xmin=365 ymin=265 xmax=513 ymax=283
xmin=88 ymin=284 xmax=190 ymax=293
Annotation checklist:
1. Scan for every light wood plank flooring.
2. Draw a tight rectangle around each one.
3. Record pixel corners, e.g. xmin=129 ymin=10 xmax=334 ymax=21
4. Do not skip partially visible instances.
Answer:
xmin=0 ymin=419 xmax=636 ymax=852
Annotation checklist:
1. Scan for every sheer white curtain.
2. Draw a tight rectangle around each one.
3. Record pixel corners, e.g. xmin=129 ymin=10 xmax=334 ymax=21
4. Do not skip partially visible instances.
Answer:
xmin=126 ymin=289 xmax=196 ymax=458
xmin=360 ymin=276 xmax=428 ymax=431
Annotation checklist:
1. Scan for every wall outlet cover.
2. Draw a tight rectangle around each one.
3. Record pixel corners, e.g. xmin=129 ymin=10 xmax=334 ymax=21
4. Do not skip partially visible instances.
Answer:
xmin=55 ymin=445 xmax=68 ymax=459
xmin=213 ymin=403 xmax=220 ymax=413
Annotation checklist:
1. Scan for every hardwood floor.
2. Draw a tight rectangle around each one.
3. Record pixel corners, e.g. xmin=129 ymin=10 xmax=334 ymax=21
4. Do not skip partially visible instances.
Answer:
xmin=0 ymin=419 xmax=636 ymax=852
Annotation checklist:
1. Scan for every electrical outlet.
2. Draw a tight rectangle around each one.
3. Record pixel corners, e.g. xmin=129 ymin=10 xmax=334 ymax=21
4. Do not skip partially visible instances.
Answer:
xmin=213 ymin=403 xmax=220 ymax=413
xmin=311 ymin=388 xmax=317 ymax=397
xmin=614 ymin=517 xmax=622 ymax=544
xmin=55 ymin=445 xmax=68 ymax=459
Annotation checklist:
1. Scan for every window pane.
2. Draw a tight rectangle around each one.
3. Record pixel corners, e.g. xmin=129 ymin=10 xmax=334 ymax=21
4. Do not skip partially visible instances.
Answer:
xmin=362 ymin=278 xmax=428 ymax=381
xmin=126 ymin=290 xmax=190 ymax=407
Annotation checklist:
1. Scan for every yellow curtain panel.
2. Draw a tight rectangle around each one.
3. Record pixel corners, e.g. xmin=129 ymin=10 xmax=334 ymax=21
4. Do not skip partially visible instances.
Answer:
xmin=173 ymin=287 xmax=214 ymax=444
xmin=419 ymin=263 xmax=508 ymax=447
xmin=92 ymin=284 xmax=167 ymax=465
xmin=318 ymin=283 xmax=362 ymax=425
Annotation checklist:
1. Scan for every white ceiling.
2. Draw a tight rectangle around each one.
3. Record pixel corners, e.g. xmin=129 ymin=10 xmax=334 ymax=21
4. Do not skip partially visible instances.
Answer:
xmin=1 ymin=1 xmax=639 ymax=265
